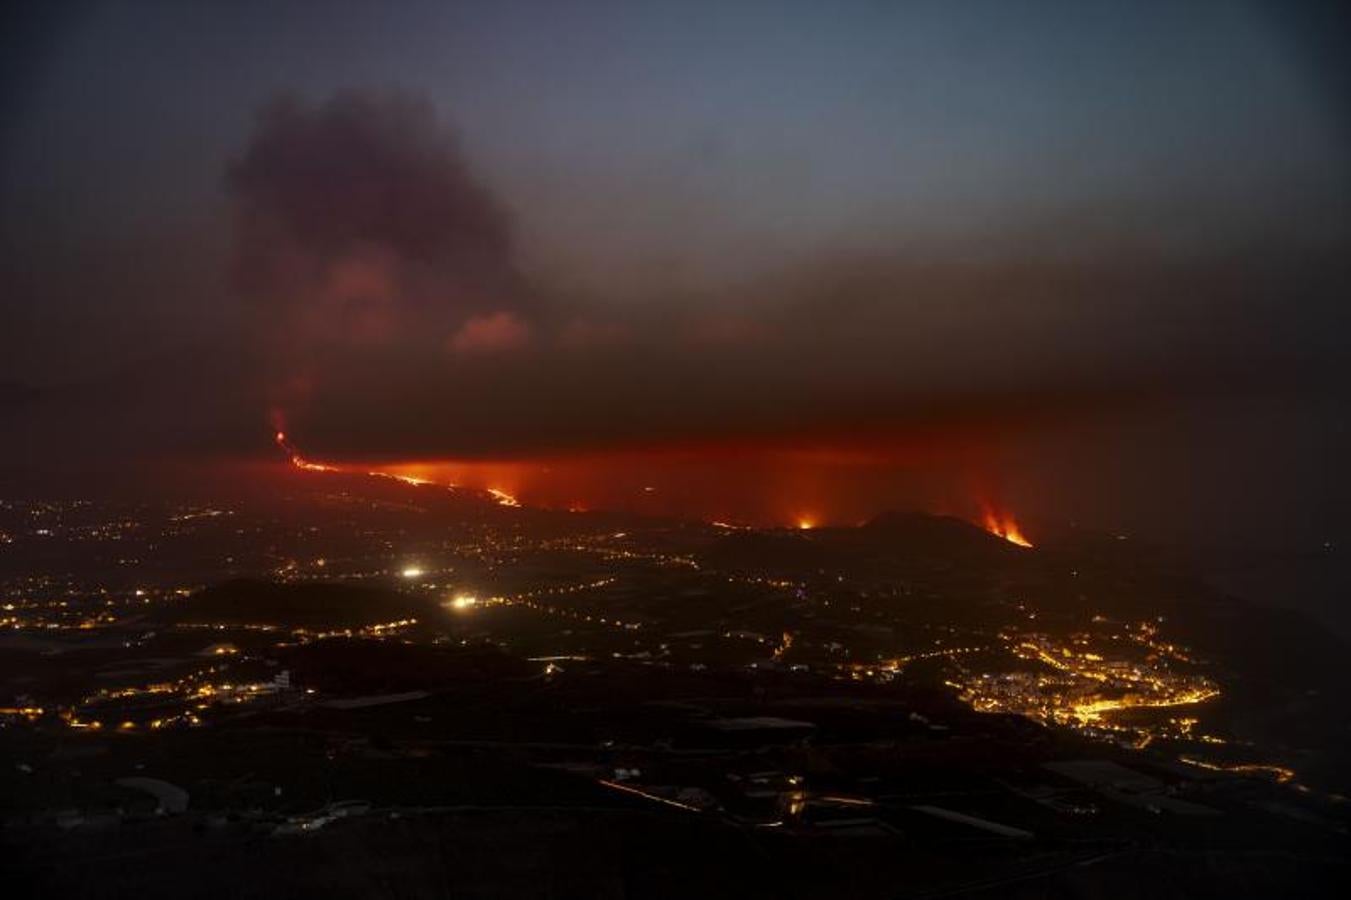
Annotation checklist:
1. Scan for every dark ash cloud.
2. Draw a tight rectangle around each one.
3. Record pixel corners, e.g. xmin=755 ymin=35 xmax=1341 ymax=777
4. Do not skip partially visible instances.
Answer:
xmin=2 ymin=88 xmax=1348 ymax=554
xmin=226 ymin=91 xmax=531 ymax=418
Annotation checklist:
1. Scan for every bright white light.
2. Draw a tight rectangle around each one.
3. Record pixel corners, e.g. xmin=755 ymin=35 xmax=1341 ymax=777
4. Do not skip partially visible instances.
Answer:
xmin=401 ymin=567 xmax=424 ymax=579
xmin=449 ymin=594 xmax=477 ymax=611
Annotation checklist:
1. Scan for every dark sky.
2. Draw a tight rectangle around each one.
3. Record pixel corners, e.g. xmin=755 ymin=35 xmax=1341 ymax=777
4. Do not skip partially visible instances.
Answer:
xmin=2 ymin=1 xmax=1349 ymax=550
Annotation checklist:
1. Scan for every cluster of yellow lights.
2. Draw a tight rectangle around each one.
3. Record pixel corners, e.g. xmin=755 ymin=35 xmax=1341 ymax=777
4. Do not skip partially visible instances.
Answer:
xmin=482 ymin=577 xmax=645 ymax=630
xmin=953 ymin=626 xmax=1224 ymax=758
xmin=447 ymin=593 xmax=478 ymax=611
xmin=176 ymin=619 xmax=416 ymax=641
xmin=850 ymin=645 xmax=988 ymax=679
xmin=0 ymin=706 xmax=44 ymax=721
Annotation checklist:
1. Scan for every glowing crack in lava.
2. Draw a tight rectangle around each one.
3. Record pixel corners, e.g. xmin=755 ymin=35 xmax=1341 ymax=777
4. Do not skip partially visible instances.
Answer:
xmin=982 ymin=508 xmax=1033 ymax=547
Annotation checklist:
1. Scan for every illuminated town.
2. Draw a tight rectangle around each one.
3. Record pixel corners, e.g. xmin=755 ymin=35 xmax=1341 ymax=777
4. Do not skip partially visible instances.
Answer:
xmin=0 ymin=443 xmax=1345 ymax=899
xmin=3 ymin=471 xmax=1339 ymax=761
xmin=7 ymin=0 xmax=1350 ymax=893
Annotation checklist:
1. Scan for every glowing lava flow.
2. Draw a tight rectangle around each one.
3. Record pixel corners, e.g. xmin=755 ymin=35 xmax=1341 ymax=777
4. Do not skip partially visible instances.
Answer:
xmin=274 ymin=431 xmax=338 ymax=473
xmin=274 ymin=430 xmax=1036 ymax=532
xmin=272 ymin=431 xmax=521 ymax=506
xmin=485 ymin=487 xmax=520 ymax=507
xmin=982 ymin=508 xmax=1033 ymax=547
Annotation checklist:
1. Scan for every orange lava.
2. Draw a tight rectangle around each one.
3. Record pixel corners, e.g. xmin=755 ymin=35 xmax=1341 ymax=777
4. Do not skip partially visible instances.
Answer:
xmin=271 ymin=427 xmax=1034 ymax=535
xmin=982 ymin=508 xmax=1033 ymax=547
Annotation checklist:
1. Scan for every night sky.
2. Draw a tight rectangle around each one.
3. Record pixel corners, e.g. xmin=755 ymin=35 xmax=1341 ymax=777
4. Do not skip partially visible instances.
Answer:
xmin=2 ymin=1 xmax=1349 ymax=550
